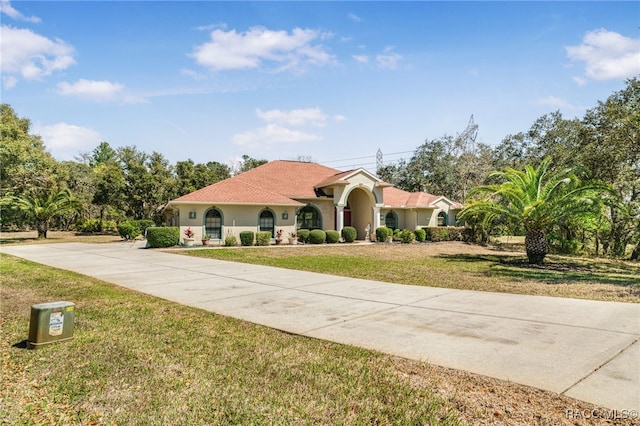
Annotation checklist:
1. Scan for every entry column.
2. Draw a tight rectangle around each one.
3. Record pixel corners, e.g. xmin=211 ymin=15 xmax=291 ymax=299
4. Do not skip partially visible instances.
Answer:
xmin=336 ymin=205 xmax=344 ymax=233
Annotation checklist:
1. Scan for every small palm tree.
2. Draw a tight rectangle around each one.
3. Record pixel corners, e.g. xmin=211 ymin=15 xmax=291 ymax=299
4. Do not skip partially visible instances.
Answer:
xmin=459 ymin=158 xmax=610 ymax=264
xmin=3 ymin=188 xmax=80 ymax=239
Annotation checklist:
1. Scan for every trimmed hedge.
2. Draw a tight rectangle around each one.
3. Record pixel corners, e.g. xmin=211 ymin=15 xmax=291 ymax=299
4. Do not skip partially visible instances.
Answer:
xmin=415 ymin=228 xmax=426 ymax=242
xmin=341 ymin=226 xmax=357 ymax=243
xmin=422 ymin=227 xmax=466 ymax=242
xmin=326 ymin=230 xmax=340 ymax=244
xmin=297 ymin=229 xmax=310 ymax=244
xmin=117 ymin=221 xmax=141 ymax=240
xmin=146 ymin=227 xmax=179 ymax=248
xmin=309 ymin=229 xmax=326 ymax=244
xmin=256 ymin=231 xmax=272 ymax=246
xmin=240 ymin=231 xmax=254 ymax=246
xmin=375 ymin=227 xmax=392 ymax=242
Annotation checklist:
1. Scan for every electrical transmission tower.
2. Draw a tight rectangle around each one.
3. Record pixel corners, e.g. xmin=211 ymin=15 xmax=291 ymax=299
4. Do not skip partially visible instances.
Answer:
xmin=376 ymin=148 xmax=383 ymax=172
xmin=454 ymin=115 xmax=479 ymax=154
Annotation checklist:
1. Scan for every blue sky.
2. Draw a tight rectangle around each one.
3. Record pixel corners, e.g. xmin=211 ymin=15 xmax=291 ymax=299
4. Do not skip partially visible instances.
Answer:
xmin=2 ymin=1 xmax=639 ymax=171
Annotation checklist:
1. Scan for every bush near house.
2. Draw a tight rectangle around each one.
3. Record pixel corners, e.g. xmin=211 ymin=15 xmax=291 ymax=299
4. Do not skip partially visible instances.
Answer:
xmin=256 ymin=231 xmax=272 ymax=246
xmin=297 ymin=229 xmax=310 ymax=244
xmin=399 ymin=229 xmax=416 ymax=244
xmin=146 ymin=227 xmax=179 ymax=248
xmin=224 ymin=235 xmax=237 ymax=247
xmin=415 ymin=229 xmax=426 ymax=242
xmin=136 ymin=220 xmax=156 ymax=234
xmin=240 ymin=231 xmax=255 ymax=246
xmin=341 ymin=226 xmax=357 ymax=243
xmin=117 ymin=221 xmax=141 ymax=240
xmin=326 ymin=230 xmax=340 ymax=244
xmin=375 ymin=227 xmax=392 ymax=242
xmin=309 ymin=230 xmax=326 ymax=244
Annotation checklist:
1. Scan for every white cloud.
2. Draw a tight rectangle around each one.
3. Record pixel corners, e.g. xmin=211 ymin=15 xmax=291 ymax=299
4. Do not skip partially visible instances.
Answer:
xmin=0 ymin=0 xmax=40 ymax=23
xmin=232 ymin=123 xmax=320 ymax=148
xmin=57 ymin=79 xmax=124 ymax=100
xmin=0 ymin=25 xmax=75 ymax=88
xmin=352 ymin=54 xmax=369 ymax=64
xmin=256 ymin=107 xmax=329 ymax=127
xmin=376 ymin=46 xmax=402 ymax=69
xmin=347 ymin=13 xmax=362 ymax=23
xmin=33 ymin=122 xmax=101 ymax=160
xmin=232 ymin=107 xmax=344 ymax=149
xmin=566 ymin=29 xmax=640 ymax=82
xmin=190 ymin=26 xmax=335 ymax=72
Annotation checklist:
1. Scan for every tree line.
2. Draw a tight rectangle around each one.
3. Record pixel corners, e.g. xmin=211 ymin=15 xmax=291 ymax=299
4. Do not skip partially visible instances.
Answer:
xmin=378 ymin=77 xmax=638 ymax=259
xmin=1 ymin=77 xmax=638 ymax=259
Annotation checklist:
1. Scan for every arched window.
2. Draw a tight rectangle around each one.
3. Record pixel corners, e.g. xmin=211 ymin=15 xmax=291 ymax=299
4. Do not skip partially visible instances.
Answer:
xmin=437 ymin=211 xmax=447 ymax=227
xmin=385 ymin=211 xmax=398 ymax=230
xmin=259 ymin=210 xmax=275 ymax=237
xmin=205 ymin=209 xmax=222 ymax=239
xmin=297 ymin=205 xmax=322 ymax=230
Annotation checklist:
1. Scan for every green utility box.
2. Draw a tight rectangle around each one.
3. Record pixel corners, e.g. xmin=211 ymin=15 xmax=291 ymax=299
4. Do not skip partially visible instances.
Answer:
xmin=28 ymin=301 xmax=75 ymax=349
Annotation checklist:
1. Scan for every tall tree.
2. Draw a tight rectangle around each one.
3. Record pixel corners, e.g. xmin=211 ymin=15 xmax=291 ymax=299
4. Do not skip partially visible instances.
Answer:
xmin=459 ymin=158 xmax=610 ymax=264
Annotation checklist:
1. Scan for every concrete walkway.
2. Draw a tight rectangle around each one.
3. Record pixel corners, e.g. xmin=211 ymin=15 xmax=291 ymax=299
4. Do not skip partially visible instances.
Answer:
xmin=3 ymin=242 xmax=639 ymax=411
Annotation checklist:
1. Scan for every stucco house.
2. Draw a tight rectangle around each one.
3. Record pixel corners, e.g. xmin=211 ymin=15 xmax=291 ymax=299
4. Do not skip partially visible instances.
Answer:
xmin=164 ymin=160 xmax=462 ymax=244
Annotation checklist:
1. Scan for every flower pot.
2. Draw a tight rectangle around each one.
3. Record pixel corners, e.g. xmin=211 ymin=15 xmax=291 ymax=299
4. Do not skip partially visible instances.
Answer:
xmin=288 ymin=237 xmax=298 ymax=245
xmin=275 ymin=239 xmax=282 ymax=245
xmin=184 ymin=238 xmax=194 ymax=247
xmin=202 ymin=239 xmax=210 ymax=246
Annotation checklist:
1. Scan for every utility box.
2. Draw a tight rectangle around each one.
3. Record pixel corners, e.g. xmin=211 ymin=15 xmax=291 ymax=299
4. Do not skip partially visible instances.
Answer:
xmin=28 ymin=301 xmax=75 ymax=349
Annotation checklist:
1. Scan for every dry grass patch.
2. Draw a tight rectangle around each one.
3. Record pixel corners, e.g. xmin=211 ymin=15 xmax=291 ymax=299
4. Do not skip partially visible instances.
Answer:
xmin=0 ymin=230 xmax=123 ymax=245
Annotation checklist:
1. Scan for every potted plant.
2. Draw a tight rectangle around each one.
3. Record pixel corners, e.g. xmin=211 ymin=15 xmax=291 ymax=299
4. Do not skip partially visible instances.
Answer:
xmin=288 ymin=232 xmax=298 ymax=245
xmin=275 ymin=229 xmax=283 ymax=245
xmin=183 ymin=227 xmax=195 ymax=247
xmin=202 ymin=233 xmax=211 ymax=246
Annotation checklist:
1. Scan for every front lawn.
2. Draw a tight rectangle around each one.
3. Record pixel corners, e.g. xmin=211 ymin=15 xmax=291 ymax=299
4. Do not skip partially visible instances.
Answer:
xmin=183 ymin=242 xmax=640 ymax=303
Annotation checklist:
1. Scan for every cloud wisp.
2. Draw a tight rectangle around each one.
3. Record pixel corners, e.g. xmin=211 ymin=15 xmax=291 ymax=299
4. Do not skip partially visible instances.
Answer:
xmin=33 ymin=122 xmax=102 ymax=160
xmin=0 ymin=0 xmax=40 ymax=23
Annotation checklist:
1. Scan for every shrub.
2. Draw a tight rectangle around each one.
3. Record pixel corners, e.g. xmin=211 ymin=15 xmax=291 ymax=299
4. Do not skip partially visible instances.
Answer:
xmin=309 ymin=229 xmax=326 ymax=244
xmin=239 ymin=231 xmax=254 ymax=246
xmin=326 ymin=230 xmax=340 ymax=243
xmin=415 ymin=228 xmax=426 ymax=242
xmin=146 ymin=227 xmax=179 ymax=248
xmin=118 ymin=221 xmax=141 ymax=240
xmin=77 ymin=218 xmax=103 ymax=233
xmin=297 ymin=229 xmax=310 ymax=244
xmin=376 ymin=227 xmax=391 ymax=242
xmin=224 ymin=235 xmax=237 ymax=247
xmin=393 ymin=228 xmax=402 ymax=241
xmin=399 ymin=229 xmax=416 ymax=244
xmin=422 ymin=227 xmax=433 ymax=241
xmin=341 ymin=226 xmax=357 ymax=243
xmin=256 ymin=231 xmax=272 ymax=246
xmin=135 ymin=219 xmax=156 ymax=234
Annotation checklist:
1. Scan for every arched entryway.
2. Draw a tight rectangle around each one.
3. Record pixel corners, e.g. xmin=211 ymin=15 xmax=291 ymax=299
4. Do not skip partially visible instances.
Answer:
xmin=344 ymin=187 xmax=375 ymax=240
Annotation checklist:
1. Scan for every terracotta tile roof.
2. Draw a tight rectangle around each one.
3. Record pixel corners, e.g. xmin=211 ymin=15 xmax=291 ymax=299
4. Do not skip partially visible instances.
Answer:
xmin=382 ymin=187 xmax=432 ymax=208
xmin=172 ymin=160 xmax=460 ymax=209
xmin=174 ymin=161 xmax=342 ymax=205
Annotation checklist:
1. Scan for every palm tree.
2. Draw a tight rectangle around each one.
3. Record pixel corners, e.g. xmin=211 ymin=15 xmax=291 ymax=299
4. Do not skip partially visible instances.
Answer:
xmin=3 ymin=188 xmax=80 ymax=238
xmin=459 ymin=158 xmax=610 ymax=264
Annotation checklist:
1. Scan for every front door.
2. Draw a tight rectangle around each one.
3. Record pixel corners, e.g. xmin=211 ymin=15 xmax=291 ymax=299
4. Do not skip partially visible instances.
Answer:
xmin=344 ymin=209 xmax=351 ymax=227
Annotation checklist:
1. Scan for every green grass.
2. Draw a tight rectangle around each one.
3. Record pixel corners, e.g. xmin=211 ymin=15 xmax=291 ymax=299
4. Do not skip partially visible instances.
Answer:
xmin=1 ymin=254 xmax=460 ymax=425
xmin=183 ymin=244 xmax=640 ymax=303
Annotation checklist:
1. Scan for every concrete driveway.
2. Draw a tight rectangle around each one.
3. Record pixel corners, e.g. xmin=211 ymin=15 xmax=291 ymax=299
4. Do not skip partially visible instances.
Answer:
xmin=3 ymin=242 xmax=639 ymax=412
